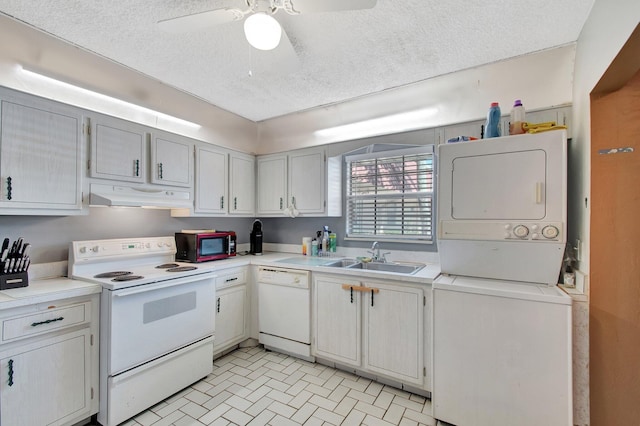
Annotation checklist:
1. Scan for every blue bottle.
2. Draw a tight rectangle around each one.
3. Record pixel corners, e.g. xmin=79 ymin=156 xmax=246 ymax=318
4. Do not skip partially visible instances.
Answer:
xmin=484 ymin=102 xmax=501 ymax=138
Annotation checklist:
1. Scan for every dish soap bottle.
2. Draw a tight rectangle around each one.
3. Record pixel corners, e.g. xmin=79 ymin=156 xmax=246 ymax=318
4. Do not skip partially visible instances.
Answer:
xmin=484 ymin=102 xmax=501 ymax=138
xmin=509 ymin=99 xmax=526 ymax=135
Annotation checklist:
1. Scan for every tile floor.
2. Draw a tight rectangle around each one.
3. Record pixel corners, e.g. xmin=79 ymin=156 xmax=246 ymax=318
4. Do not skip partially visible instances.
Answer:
xmin=121 ymin=346 xmax=435 ymax=426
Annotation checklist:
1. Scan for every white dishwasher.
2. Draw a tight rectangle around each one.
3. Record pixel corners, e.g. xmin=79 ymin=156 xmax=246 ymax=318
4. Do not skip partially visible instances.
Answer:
xmin=258 ymin=267 xmax=312 ymax=361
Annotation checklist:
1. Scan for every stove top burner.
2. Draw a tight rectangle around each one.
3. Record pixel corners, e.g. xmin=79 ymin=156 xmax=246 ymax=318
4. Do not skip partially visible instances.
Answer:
xmin=111 ymin=275 xmax=145 ymax=282
xmin=94 ymin=271 xmax=132 ymax=279
xmin=167 ymin=266 xmax=198 ymax=272
xmin=156 ymin=263 xmax=180 ymax=269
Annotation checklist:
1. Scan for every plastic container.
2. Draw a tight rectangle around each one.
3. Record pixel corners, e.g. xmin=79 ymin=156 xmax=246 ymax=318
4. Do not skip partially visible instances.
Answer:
xmin=311 ymin=239 xmax=318 ymax=256
xmin=484 ymin=102 xmax=501 ymax=138
xmin=329 ymin=233 xmax=337 ymax=253
xmin=302 ymin=237 xmax=311 ymax=255
xmin=510 ymin=99 xmax=526 ymax=135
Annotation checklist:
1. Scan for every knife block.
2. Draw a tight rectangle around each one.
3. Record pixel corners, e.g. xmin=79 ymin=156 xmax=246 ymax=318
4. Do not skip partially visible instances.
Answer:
xmin=0 ymin=271 xmax=29 ymax=290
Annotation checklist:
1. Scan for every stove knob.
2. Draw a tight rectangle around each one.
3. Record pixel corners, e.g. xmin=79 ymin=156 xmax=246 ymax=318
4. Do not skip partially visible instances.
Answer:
xmin=157 ymin=242 xmax=163 ymax=248
xmin=531 ymin=224 xmax=540 ymax=231
xmin=145 ymin=243 xmax=151 ymax=248
xmin=513 ymin=225 xmax=529 ymax=238
xmin=532 ymin=233 xmax=540 ymax=239
xmin=91 ymin=246 xmax=100 ymax=253
xmin=79 ymin=246 xmax=87 ymax=253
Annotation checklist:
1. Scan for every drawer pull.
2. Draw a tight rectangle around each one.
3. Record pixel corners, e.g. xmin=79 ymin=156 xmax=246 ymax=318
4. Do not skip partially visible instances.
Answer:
xmin=8 ymin=359 xmax=14 ymax=387
xmin=225 ymin=277 xmax=238 ymax=283
xmin=217 ymin=297 xmax=221 ymax=313
xmin=31 ymin=316 xmax=64 ymax=327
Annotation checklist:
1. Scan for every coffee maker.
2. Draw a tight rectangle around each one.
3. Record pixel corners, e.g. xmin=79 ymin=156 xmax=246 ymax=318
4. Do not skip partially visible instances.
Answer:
xmin=250 ymin=219 xmax=263 ymax=255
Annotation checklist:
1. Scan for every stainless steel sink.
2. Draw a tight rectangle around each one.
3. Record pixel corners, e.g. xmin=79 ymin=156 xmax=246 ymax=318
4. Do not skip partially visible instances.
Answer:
xmin=346 ymin=262 xmax=424 ymax=274
xmin=321 ymin=258 xmax=359 ymax=268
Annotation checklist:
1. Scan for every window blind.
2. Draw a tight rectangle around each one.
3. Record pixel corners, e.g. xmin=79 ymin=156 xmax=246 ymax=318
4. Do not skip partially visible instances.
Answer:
xmin=346 ymin=147 xmax=434 ymax=242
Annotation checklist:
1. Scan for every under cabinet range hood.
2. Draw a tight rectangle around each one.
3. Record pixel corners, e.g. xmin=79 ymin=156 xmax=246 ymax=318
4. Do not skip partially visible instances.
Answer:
xmin=89 ymin=184 xmax=192 ymax=209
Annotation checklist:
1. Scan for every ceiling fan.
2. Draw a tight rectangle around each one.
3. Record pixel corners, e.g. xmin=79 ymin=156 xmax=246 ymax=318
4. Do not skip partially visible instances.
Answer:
xmin=158 ymin=0 xmax=378 ymax=51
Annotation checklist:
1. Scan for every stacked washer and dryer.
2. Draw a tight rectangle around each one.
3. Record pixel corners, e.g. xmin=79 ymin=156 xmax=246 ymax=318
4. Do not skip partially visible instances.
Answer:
xmin=433 ymin=131 xmax=573 ymax=426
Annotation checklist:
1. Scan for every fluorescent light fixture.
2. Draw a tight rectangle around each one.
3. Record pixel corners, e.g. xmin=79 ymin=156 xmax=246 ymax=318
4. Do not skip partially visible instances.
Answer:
xmin=244 ymin=13 xmax=282 ymax=50
xmin=315 ymin=107 xmax=439 ymax=140
xmin=18 ymin=66 xmax=201 ymax=129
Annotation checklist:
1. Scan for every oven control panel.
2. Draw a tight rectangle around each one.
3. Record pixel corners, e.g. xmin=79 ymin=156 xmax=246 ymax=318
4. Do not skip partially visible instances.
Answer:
xmin=71 ymin=236 xmax=176 ymax=261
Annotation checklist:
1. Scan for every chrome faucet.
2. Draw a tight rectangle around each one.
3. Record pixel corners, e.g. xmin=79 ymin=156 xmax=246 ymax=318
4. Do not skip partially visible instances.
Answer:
xmin=368 ymin=241 xmax=389 ymax=263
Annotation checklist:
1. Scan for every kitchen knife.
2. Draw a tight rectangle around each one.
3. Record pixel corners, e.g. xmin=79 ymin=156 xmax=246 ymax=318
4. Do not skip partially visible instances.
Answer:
xmin=1 ymin=248 xmax=8 ymax=262
xmin=1 ymin=238 xmax=9 ymax=254
xmin=21 ymin=243 xmax=30 ymax=258
xmin=15 ymin=237 xmax=23 ymax=256
xmin=9 ymin=240 xmax=17 ymax=256
xmin=7 ymin=258 xmax=14 ymax=273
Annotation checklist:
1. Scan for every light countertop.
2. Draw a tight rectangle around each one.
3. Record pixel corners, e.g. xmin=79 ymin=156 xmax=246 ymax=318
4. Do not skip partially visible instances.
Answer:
xmin=0 ymin=252 xmax=440 ymax=311
xmin=0 ymin=277 xmax=102 ymax=310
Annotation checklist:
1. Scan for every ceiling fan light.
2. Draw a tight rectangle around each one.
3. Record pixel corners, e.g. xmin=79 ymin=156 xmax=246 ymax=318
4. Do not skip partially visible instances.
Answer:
xmin=244 ymin=13 xmax=282 ymax=51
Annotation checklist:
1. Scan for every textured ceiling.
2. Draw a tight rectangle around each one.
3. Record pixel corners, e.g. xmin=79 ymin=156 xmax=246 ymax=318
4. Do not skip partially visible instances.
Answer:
xmin=0 ymin=0 xmax=594 ymax=122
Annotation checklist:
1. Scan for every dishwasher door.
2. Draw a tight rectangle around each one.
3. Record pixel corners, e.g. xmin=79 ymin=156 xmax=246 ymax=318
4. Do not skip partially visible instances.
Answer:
xmin=258 ymin=267 xmax=311 ymax=356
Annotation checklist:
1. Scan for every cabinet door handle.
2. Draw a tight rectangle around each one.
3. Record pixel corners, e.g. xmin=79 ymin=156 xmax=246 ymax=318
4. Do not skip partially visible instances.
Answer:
xmin=217 ymin=297 xmax=221 ymax=313
xmin=341 ymin=284 xmax=379 ymax=294
xmin=225 ymin=277 xmax=238 ymax=283
xmin=371 ymin=289 xmax=375 ymax=307
xmin=31 ymin=316 xmax=64 ymax=327
xmin=220 ymin=196 xmax=224 ymax=209
xmin=279 ymin=197 xmax=283 ymax=209
xmin=234 ymin=197 xmax=237 ymax=210
xmin=134 ymin=159 xmax=140 ymax=177
xmin=350 ymin=286 xmax=354 ymax=303
xmin=291 ymin=196 xmax=296 ymax=207
xmin=158 ymin=162 xmax=163 ymax=179
xmin=6 ymin=176 xmax=12 ymax=201
xmin=7 ymin=359 xmax=14 ymax=387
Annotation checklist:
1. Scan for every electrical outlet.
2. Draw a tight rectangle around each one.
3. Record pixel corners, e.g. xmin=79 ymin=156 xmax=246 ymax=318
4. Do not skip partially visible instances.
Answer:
xmin=575 ymin=239 xmax=582 ymax=262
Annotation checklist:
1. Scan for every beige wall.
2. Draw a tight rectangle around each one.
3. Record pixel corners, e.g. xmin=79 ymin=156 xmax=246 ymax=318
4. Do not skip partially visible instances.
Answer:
xmin=257 ymin=45 xmax=576 ymax=154
xmin=572 ymin=0 xmax=640 ymax=275
xmin=0 ymin=15 xmax=257 ymax=154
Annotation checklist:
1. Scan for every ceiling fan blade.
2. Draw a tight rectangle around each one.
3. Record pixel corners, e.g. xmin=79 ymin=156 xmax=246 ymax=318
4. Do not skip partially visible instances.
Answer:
xmin=288 ymin=0 xmax=377 ymax=14
xmin=158 ymin=8 xmax=243 ymax=33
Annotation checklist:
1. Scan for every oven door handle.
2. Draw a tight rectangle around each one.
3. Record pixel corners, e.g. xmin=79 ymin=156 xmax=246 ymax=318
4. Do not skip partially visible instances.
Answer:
xmin=112 ymin=273 xmax=216 ymax=297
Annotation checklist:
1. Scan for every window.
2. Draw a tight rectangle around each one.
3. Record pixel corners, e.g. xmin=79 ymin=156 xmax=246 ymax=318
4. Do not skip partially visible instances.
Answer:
xmin=345 ymin=146 xmax=435 ymax=243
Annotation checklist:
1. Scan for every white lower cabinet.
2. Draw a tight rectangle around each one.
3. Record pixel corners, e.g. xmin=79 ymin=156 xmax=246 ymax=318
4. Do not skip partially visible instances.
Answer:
xmin=1 ymin=329 xmax=90 ymax=425
xmin=312 ymin=274 xmax=427 ymax=389
xmin=213 ymin=267 xmax=249 ymax=355
xmin=0 ymin=294 xmax=99 ymax=426
xmin=313 ymin=275 xmax=361 ymax=366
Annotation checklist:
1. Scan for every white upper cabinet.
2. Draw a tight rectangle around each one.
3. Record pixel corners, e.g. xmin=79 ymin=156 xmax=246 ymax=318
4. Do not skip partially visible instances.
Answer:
xmin=229 ymin=152 xmax=255 ymax=216
xmin=149 ymin=131 xmax=193 ymax=188
xmin=194 ymin=145 xmax=228 ymax=214
xmin=288 ymin=149 xmax=325 ymax=215
xmin=256 ymin=147 xmax=341 ymax=217
xmin=90 ymin=115 xmax=146 ymax=183
xmin=174 ymin=147 xmax=255 ymax=217
xmin=0 ymin=90 xmax=83 ymax=212
xmin=256 ymin=154 xmax=287 ymax=215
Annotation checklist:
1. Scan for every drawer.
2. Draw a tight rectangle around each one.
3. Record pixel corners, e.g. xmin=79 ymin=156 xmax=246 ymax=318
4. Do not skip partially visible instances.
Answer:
xmin=215 ymin=267 xmax=247 ymax=290
xmin=2 ymin=302 xmax=91 ymax=343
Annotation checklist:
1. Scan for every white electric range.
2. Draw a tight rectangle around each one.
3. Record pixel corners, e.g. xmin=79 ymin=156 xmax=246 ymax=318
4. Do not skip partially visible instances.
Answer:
xmin=69 ymin=236 xmax=217 ymax=426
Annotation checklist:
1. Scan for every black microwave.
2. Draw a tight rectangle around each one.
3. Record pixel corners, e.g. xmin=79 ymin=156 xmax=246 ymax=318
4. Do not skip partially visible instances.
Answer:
xmin=175 ymin=231 xmax=236 ymax=262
